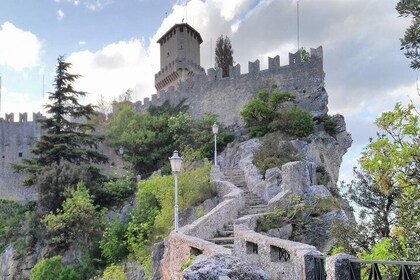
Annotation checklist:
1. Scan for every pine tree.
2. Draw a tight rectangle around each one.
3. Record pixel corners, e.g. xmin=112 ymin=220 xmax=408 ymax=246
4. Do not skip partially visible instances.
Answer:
xmin=215 ymin=35 xmax=234 ymax=78
xmin=14 ymin=56 xmax=107 ymax=185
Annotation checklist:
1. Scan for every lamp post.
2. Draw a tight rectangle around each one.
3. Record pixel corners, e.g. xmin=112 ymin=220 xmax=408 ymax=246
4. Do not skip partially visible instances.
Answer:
xmin=212 ymin=122 xmax=219 ymax=166
xmin=119 ymin=146 xmax=124 ymax=160
xmin=169 ymin=150 xmax=183 ymax=232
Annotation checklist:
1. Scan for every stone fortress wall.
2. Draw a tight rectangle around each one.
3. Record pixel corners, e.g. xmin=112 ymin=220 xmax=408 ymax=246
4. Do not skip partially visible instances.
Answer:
xmin=0 ymin=113 xmax=45 ymax=201
xmin=0 ymin=46 xmax=325 ymax=202
xmin=135 ymin=46 xmax=327 ymax=131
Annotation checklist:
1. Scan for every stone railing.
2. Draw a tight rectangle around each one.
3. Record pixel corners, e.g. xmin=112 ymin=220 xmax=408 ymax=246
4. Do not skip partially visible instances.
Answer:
xmin=159 ymin=232 xmax=230 ymax=280
xmin=233 ymin=215 xmax=323 ymax=280
xmin=180 ymin=180 xmax=245 ymax=240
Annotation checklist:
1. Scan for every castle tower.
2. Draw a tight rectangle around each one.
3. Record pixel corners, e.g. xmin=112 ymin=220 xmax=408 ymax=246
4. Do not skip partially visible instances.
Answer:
xmin=155 ymin=23 xmax=205 ymax=93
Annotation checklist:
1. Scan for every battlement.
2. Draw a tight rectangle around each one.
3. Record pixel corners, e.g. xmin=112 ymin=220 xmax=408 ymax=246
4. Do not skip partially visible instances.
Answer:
xmin=136 ymin=46 xmax=324 ymax=113
xmin=0 ymin=112 xmax=46 ymax=123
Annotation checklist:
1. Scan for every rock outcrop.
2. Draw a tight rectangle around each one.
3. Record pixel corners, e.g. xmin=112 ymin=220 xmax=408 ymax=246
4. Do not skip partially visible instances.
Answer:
xmin=182 ymin=254 xmax=268 ymax=280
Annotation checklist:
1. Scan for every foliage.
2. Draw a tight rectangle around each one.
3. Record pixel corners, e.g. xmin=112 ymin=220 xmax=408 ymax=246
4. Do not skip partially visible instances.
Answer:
xmin=271 ymin=107 xmax=314 ymax=137
xmin=124 ymin=163 xmax=213 ymax=273
xmin=396 ymin=0 xmax=420 ymax=69
xmin=30 ymin=256 xmax=80 ymax=280
xmin=300 ymin=48 xmax=310 ymax=62
xmin=42 ymin=183 xmax=105 ymax=248
xmin=241 ymin=90 xmax=314 ymax=138
xmin=342 ymin=103 xmax=419 ymax=259
xmin=0 ymin=200 xmax=39 ymax=254
xmin=323 ymin=115 xmax=338 ymax=136
xmin=180 ymin=254 xmax=196 ymax=272
xmin=103 ymin=173 xmax=137 ymax=203
xmin=107 ymin=105 xmax=233 ymax=175
xmin=256 ymin=195 xmax=339 ymax=239
xmin=100 ymin=218 xmax=129 ymax=264
xmin=316 ymin=166 xmax=331 ymax=188
xmin=252 ymin=133 xmax=302 ymax=173
xmin=99 ymin=264 xmax=127 ymax=280
xmin=215 ymin=35 xmax=234 ymax=77
xmin=35 ymin=162 xmax=105 ymax=213
xmin=13 ymin=56 xmax=107 ymax=186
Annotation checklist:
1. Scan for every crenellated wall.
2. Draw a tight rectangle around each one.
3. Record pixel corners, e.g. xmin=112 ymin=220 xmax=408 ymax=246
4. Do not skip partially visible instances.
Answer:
xmin=0 ymin=113 xmax=45 ymax=201
xmin=134 ymin=46 xmax=327 ymax=130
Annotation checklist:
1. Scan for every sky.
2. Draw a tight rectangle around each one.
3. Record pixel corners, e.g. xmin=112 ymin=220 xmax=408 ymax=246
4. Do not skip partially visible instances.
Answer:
xmin=0 ymin=0 xmax=418 ymax=183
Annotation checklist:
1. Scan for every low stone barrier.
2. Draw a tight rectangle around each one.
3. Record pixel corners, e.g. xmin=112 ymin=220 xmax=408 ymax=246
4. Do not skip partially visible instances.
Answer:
xmin=160 ymin=233 xmax=230 ymax=280
xmin=181 ymin=180 xmax=245 ymax=240
xmin=234 ymin=215 xmax=323 ymax=280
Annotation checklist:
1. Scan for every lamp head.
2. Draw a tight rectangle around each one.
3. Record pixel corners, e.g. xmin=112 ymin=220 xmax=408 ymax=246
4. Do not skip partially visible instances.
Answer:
xmin=169 ymin=150 xmax=183 ymax=173
xmin=212 ymin=122 xmax=219 ymax=134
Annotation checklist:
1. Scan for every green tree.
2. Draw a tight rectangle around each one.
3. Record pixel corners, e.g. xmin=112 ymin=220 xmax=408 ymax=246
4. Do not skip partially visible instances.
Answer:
xmin=30 ymin=256 xmax=79 ymax=280
xmin=343 ymin=103 xmax=419 ymax=259
xmin=14 ymin=56 xmax=107 ymax=185
xmin=215 ymin=35 xmax=234 ymax=78
xmin=42 ymin=183 xmax=105 ymax=248
xmin=396 ymin=0 xmax=420 ymax=69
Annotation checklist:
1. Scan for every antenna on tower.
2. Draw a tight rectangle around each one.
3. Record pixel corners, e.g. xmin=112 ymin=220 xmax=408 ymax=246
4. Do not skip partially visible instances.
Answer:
xmin=42 ymin=74 xmax=45 ymax=114
xmin=297 ymin=0 xmax=300 ymax=50
xmin=210 ymin=38 xmax=213 ymax=68
xmin=0 ymin=76 xmax=2 ymax=117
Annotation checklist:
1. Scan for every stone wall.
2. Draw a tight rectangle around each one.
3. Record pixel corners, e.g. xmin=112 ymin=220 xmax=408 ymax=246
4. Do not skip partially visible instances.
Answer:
xmin=0 ymin=113 xmax=44 ymax=201
xmin=234 ymin=215 xmax=323 ymax=280
xmin=134 ymin=47 xmax=326 ymax=130
xmin=181 ymin=180 xmax=245 ymax=240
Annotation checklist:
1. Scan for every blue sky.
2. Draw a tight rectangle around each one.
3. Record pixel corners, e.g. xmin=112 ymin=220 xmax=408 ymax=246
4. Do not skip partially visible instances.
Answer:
xmin=0 ymin=0 xmax=418 ymax=183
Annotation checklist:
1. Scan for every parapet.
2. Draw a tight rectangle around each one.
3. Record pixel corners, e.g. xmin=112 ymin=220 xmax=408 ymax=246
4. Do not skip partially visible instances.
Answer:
xmin=137 ymin=46 xmax=323 ymax=113
xmin=0 ymin=112 xmax=46 ymax=123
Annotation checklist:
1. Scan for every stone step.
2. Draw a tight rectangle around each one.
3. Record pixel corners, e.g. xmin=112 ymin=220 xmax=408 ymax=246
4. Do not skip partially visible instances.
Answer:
xmin=207 ymin=237 xmax=235 ymax=245
xmin=239 ymin=206 xmax=269 ymax=215
xmin=215 ymin=230 xmax=234 ymax=237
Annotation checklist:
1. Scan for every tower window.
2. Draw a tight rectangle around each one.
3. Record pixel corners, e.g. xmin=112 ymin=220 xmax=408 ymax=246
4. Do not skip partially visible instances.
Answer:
xmin=180 ymin=27 xmax=183 ymax=32
xmin=18 ymin=152 xmax=23 ymax=157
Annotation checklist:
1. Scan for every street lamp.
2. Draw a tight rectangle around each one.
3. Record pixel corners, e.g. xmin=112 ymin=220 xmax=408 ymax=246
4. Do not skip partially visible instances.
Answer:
xmin=212 ymin=122 xmax=219 ymax=166
xmin=119 ymin=146 xmax=124 ymax=160
xmin=169 ymin=150 xmax=183 ymax=232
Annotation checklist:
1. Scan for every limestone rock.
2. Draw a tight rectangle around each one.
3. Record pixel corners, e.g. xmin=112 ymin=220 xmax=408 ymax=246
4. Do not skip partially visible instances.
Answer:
xmin=125 ymin=261 xmax=145 ymax=280
xmin=267 ymin=223 xmax=293 ymax=239
xmin=182 ymin=254 xmax=268 ymax=280
xmin=151 ymin=241 xmax=165 ymax=280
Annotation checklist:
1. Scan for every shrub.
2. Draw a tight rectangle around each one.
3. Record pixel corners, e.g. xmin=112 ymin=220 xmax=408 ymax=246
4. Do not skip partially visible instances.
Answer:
xmin=253 ymin=133 xmax=302 ymax=173
xmin=30 ymin=256 xmax=80 ymax=280
xmin=42 ymin=183 xmax=105 ymax=248
xmin=271 ymin=107 xmax=314 ymax=137
xmin=0 ymin=200 xmax=38 ymax=255
xmin=100 ymin=264 xmax=127 ymax=280
xmin=35 ymin=162 xmax=105 ymax=213
xmin=104 ymin=173 xmax=136 ymax=203
xmin=100 ymin=218 xmax=129 ymax=264
xmin=316 ymin=166 xmax=331 ymax=187
xmin=323 ymin=115 xmax=338 ymax=136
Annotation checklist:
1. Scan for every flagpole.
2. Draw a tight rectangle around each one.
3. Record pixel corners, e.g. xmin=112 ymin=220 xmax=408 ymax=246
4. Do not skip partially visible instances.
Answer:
xmin=297 ymin=0 xmax=300 ymax=50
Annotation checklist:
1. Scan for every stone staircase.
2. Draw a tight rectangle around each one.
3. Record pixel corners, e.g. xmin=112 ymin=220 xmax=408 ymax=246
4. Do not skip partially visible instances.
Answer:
xmin=207 ymin=168 xmax=268 ymax=250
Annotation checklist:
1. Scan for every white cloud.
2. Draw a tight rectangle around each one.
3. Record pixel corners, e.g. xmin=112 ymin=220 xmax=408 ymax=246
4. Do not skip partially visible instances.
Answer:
xmin=57 ymin=9 xmax=65 ymax=20
xmin=79 ymin=40 xmax=86 ymax=45
xmin=0 ymin=87 xmax=44 ymax=120
xmin=67 ymin=39 xmax=157 ymax=105
xmin=0 ymin=22 xmax=42 ymax=71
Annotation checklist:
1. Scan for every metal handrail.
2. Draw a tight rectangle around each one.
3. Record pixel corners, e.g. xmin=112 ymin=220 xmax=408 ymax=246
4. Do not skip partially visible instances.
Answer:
xmin=349 ymin=259 xmax=420 ymax=280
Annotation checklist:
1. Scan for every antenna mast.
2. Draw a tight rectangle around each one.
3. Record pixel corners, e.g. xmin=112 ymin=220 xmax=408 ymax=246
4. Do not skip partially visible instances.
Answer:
xmin=297 ymin=0 xmax=300 ymax=50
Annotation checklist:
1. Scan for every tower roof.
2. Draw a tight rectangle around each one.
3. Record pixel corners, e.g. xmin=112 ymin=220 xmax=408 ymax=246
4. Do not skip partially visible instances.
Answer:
xmin=157 ymin=23 xmax=203 ymax=44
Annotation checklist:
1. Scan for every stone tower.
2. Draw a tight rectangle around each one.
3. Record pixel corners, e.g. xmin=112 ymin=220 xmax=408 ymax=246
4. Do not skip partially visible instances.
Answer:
xmin=154 ymin=23 xmax=205 ymax=93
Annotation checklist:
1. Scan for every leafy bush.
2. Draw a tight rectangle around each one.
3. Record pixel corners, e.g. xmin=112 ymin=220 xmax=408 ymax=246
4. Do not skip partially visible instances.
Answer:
xmin=253 ymin=133 xmax=302 ymax=173
xmin=0 ymin=200 xmax=39 ymax=254
xmin=104 ymin=173 xmax=136 ymax=203
xmin=42 ymin=183 xmax=105 ymax=248
xmin=99 ymin=264 xmax=127 ymax=280
xmin=323 ymin=115 xmax=338 ymax=136
xmin=100 ymin=218 xmax=129 ymax=264
xmin=30 ymin=256 xmax=80 ymax=280
xmin=35 ymin=162 xmax=105 ymax=213
xmin=125 ymin=162 xmax=214 ymax=275
xmin=271 ymin=107 xmax=314 ymax=137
